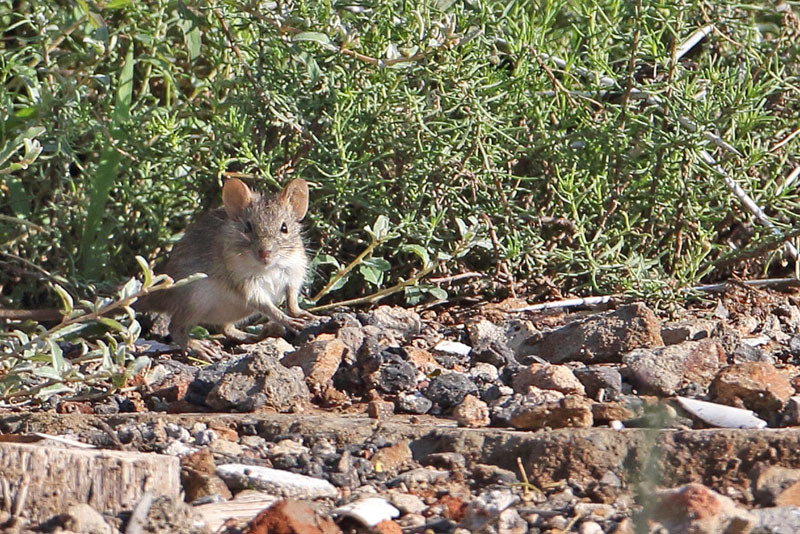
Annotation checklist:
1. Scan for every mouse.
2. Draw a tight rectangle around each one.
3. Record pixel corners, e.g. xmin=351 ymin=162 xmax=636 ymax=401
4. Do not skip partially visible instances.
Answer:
xmin=136 ymin=177 xmax=315 ymax=356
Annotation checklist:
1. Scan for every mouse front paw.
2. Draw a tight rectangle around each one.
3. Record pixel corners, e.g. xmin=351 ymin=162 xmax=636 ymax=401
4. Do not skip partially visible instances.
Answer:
xmin=185 ymin=339 xmax=222 ymax=361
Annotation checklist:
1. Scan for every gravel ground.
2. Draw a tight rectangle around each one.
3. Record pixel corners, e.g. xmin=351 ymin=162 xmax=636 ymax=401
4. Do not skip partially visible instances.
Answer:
xmin=4 ymin=283 xmax=800 ymax=533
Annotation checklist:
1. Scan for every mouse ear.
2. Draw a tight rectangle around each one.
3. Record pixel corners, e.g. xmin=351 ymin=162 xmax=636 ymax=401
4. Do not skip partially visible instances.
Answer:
xmin=222 ymin=179 xmax=253 ymax=218
xmin=280 ymin=178 xmax=309 ymax=220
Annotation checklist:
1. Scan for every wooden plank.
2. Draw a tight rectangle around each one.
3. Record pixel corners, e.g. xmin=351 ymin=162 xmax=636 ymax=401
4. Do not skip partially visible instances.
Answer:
xmin=0 ymin=441 xmax=180 ymax=522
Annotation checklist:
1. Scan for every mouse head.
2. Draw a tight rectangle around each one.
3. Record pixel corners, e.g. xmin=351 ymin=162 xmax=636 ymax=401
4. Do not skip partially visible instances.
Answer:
xmin=222 ymin=178 xmax=308 ymax=220
xmin=221 ymin=178 xmax=309 ymax=266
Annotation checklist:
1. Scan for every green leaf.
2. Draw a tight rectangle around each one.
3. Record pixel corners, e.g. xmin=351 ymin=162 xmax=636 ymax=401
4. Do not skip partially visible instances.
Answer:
xmin=328 ymin=272 xmax=350 ymax=292
xmin=173 ymin=272 xmax=207 ymax=288
xmin=0 ymin=126 xmax=46 ymax=168
xmin=424 ymin=286 xmax=448 ymax=300
xmin=52 ymin=284 xmax=74 ymax=313
xmin=47 ymin=338 xmax=66 ymax=374
xmin=98 ymin=317 xmax=125 ymax=332
xmin=50 ymin=323 xmax=90 ymax=341
xmin=104 ymin=0 xmax=131 ymax=9
xmin=402 ymin=244 xmax=431 ymax=266
xmin=293 ymin=32 xmax=331 ymax=45
xmin=33 ymin=366 xmax=61 ymax=380
xmin=135 ymin=255 xmax=153 ymax=288
xmin=113 ymin=42 xmax=135 ymax=123
xmin=177 ymin=2 xmax=202 ymax=62
xmin=35 ymin=383 xmax=74 ymax=399
xmin=119 ymin=277 xmax=142 ymax=300
xmin=359 ymin=264 xmax=384 ymax=286
xmin=362 ymin=257 xmax=391 ymax=271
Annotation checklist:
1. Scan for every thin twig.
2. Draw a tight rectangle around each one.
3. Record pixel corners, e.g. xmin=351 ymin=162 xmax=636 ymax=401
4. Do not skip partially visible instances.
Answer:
xmin=698 ymin=149 xmax=797 ymax=259
xmin=506 ymin=295 xmax=615 ymax=313
xmin=772 ymin=126 xmax=800 ymax=152
xmin=674 ymin=24 xmax=714 ymax=62
xmin=690 ymin=278 xmax=800 ymax=292
xmin=428 ymin=272 xmax=483 ymax=284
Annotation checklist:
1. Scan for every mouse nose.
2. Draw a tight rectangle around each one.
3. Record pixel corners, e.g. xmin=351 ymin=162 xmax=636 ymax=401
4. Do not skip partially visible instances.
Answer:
xmin=258 ymin=249 xmax=268 ymax=260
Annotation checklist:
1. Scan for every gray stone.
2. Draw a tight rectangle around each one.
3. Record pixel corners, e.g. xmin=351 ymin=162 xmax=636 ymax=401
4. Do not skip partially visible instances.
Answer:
xmin=623 ymin=339 xmax=725 ymax=396
xmin=460 ymin=489 xmax=520 ymax=532
xmin=388 ymin=467 xmax=449 ymax=487
xmin=520 ymin=303 xmax=663 ymax=364
xmin=751 ymin=506 xmax=800 ymax=534
xmin=390 ymin=492 xmax=427 ymax=515
xmin=358 ymin=305 xmax=423 ymax=338
xmin=661 ymin=319 xmax=716 ymax=345
xmin=396 ymin=392 xmax=433 ymax=414
xmin=205 ymin=342 xmax=310 ymax=412
xmin=424 ymin=372 xmax=479 ymax=410
xmin=423 ymin=452 xmax=467 ymax=471
xmin=574 ymin=365 xmax=623 ymax=401
xmin=63 ymin=504 xmax=112 ymax=534
xmin=216 ymin=464 xmax=338 ymax=499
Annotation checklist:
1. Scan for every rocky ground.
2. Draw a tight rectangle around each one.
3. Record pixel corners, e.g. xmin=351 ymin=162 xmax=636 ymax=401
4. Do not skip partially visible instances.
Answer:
xmin=4 ymin=282 xmax=800 ymax=533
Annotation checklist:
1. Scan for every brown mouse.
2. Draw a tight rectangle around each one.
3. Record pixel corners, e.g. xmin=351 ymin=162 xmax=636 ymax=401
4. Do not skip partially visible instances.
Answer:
xmin=137 ymin=178 xmax=315 ymax=355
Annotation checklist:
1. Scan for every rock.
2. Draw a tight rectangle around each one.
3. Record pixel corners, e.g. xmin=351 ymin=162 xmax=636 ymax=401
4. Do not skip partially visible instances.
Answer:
xmin=372 ymin=441 xmax=413 ymax=473
xmin=368 ymin=399 xmax=395 ymax=419
xmin=510 ymin=395 xmax=594 ymax=430
xmin=404 ymin=346 xmax=444 ymax=374
xmin=731 ymin=343 xmax=775 ymax=364
xmin=467 ymin=318 xmax=519 ymax=367
xmin=181 ymin=448 xmax=232 ymax=502
xmin=470 ymin=362 xmax=500 ymax=383
xmin=434 ymin=340 xmax=472 ymax=356
xmin=453 ymin=394 xmax=490 ymax=428
xmin=520 ymin=303 xmax=663 ymax=364
xmin=579 ymin=521 xmax=604 ymax=534
xmin=460 ymin=489 xmax=519 ymax=532
xmin=623 ymin=339 xmax=726 ymax=396
xmin=358 ymin=305 xmax=423 ymax=339
xmin=642 ymin=483 xmax=755 ymax=534
xmin=364 ymin=350 xmax=418 ymax=395
xmin=144 ymin=495 xmax=204 ymax=534
xmin=466 ymin=318 xmax=506 ymax=348
xmin=282 ymin=338 xmax=346 ymax=389
xmin=63 ymin=504 xmax=112 ymax=534
xmin=496 ymin=508 xmax=527 ymax=534
xmin=388 ymin=467 xmax=449 ymax=488
xmin=423 ymin=452 xmax=467 ymax=471
xmin=661 ymin=319 xmax=716 ymax=345
xmin=333 ymin=497 xmax=400 ymax=528
xmin=395 ymin=392 xmax=433 ymax=414
xmin=574 ymin=502 xmax=616 ymax=521
xmin=337 ymin=326 xmax=366 ymax=357
xmin=205 ymin=344 xmax=310 ymax=412
xmin=511 ymin=363 xmax=585 ymax=395
xmin=216 ymin=464 xmax=338 ymax=499
xmin=504 ymin=319 xmax=541 ymax=359
xmin=247 ymin=499 xmax=341 ymax=534
xmin=574 ymin=365 xmax=623 ymax=401
xmin=782 ymin=396 xmax=800 ymax=426
xmin=424 ymin=372 xmax=479 ymax=411
xmin=750 ymin=506 xmax=800 ymax=534
xmin=592 ymin=401 xmax=637 ymax=423
xmin=710 ymin=362 xmax=794 ymax=415
xmin=472 ymin=464 xmax=518 ymax=485
xmin=390 ymin=492 xmax=427 ymax=515
xmin=754 ymin=466 xmax=800 ymax=507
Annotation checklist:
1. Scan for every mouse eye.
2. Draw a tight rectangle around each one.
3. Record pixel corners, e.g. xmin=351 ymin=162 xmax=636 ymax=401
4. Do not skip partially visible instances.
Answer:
xmin=243 ymin=221 xmax=253 ymax=234
xmin=280 ymin=222 xmax=288 ymax=234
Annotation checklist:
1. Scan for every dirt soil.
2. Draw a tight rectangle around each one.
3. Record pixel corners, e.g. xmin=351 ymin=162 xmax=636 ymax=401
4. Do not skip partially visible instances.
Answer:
xmin=3 ymin=282 xmax=800 ymax=534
